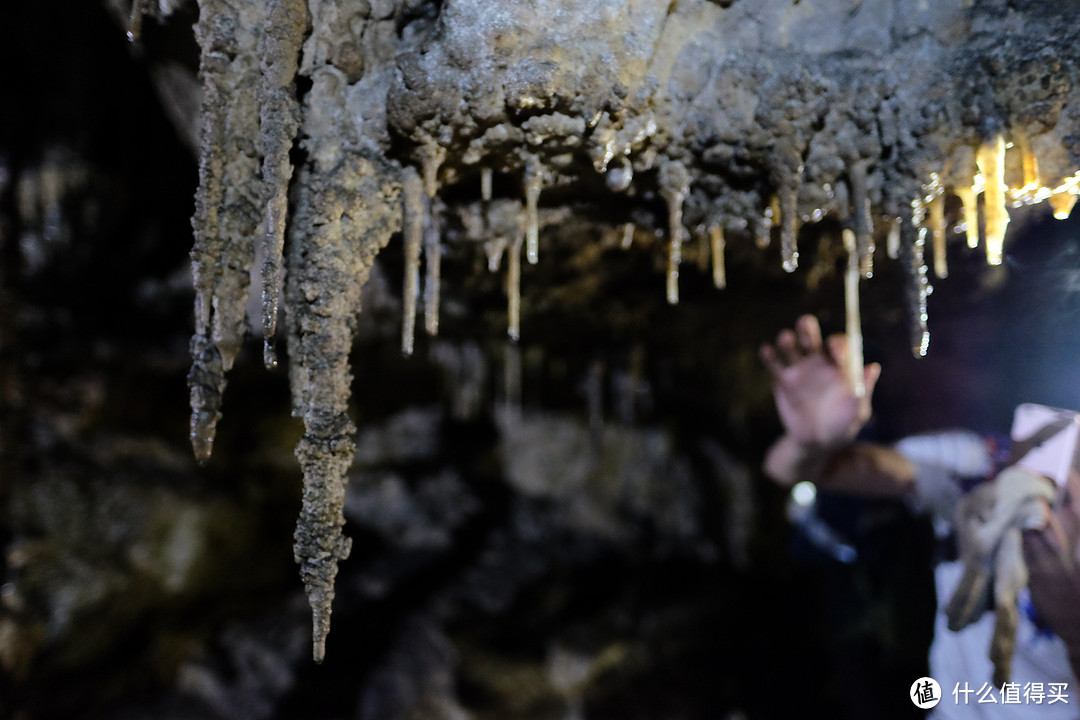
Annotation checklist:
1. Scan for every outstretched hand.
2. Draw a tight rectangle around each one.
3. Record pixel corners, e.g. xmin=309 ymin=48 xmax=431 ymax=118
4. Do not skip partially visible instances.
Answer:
xmin=761 ymin=315 xmax=881 ymax=447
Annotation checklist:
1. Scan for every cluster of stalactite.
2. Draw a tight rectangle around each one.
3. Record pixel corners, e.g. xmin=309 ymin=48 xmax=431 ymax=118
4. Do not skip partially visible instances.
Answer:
xmin=153 ymin=0 xmax=1080 ymax=661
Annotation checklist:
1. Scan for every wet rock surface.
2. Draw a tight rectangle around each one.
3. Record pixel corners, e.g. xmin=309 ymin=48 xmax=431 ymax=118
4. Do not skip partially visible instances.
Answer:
xmin=4 ymin=0 xmax=1080 ymax=718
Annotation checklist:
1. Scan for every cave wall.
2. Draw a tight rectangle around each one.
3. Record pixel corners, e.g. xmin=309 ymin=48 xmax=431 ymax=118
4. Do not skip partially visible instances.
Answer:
xmin=3 ymin=0 xmax=1080 ymax=718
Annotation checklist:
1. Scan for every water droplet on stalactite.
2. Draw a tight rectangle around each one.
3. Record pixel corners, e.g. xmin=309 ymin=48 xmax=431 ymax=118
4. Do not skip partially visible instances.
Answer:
xmin=659 ymin=161 xmax=691 ymax=305
xmin=1050 ymin=190 xmax=1078 ymax=220
xmin=757 ymin=196 xmax=778 ymax=249
xmin=902 ymin=213 xmax=931 ymax=358
xmin=401 ymin=167 xmax=425 ymax=356
xmin=621 ymin=222 xmax=635 ymax=249
xmin=848 ymin=162 xmax=874 ymax=279
xmin=507 ymin=229 xmax=523 ymax=341
xmin=419 ymin=143 xmax=446 ymax=199
xmin=187 ymin=334 xmax=227 ymax=463
xmin=481 ymin=167 xmax=493 ymax=202
xmin=928 ymin=191 xmax=948 ymax=279
xmin=842 ymin=229 xmax=865 ymax=398
xmin=778 ymin=183 xmax=800 ymax=273
xmin=954 ymin=186 xmax=980 ymax=248
xmin=523 ymin=156 xmax=543 ymax=265
xmin=710 ymin=224 xmax=726 ymax=289
xmin=424 ymin=199 xmax=443 ymax=336
xmin=976 ymin=135 xmax=1009 ymax=266
xmin=258 ymin=0 xmax=307 ymax=370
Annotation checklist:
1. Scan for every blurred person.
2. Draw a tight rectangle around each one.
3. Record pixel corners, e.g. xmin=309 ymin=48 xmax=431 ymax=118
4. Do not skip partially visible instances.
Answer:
xmin=762 ymin=315 xmax=1080 ymax=718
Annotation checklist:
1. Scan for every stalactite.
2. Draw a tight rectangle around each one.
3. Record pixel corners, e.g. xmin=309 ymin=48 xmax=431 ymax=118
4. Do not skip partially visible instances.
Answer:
xmin=929 ymin=192 xmax=947 ymax=280
xmin=425 ymin=198 xmax=444 ymax=336
xmin=842 ymin=229 xmax=865 ymax=398
xmin=484 ymin=235 xmax=507 ymax=271
xmin=507 ymin=227 xmax=523 ymax=342
xmin=481 ymin=167 xmax=493 ymax=202
xmin=401 ymin=167 xmax=425 ymax=356
xmin=187 ymin=0 xmax=262 ymax=461
xmin=1050 ymin=191 xmax=1078 ymax=220
xmin=258 ymin=0 xmax=308 ymax=370
xmin=976 ymin=134 xmax=1008 ymax=266
xmin=1015 ymin=132 xmax=1040 ymax=200
xmin=659 ymin=161 xmax=691 ymax=305
xmin=419 ymin=142 xmax=446 ymax=199
xmin=954 ymin=185 xmax=980 ymax=249
xmin=886 ymin=217 xmax=901 ymax=259
xmin=187 ymin=334 xmax=226 ymax=464
xmin=903 ymin=211 xmax=931 ymax=358
xmin=190 ymin=1 xmax=230 ymax=340
xmin=606 ymin=156 xmax=634 ymax=192
xmin=778 ymin=181 xmax=800 ymax=273
xmin=285 ymin=156 xmax=401 ymax=662
xmin=523 ymin=156 xmax=543 ymax=265
xmin=710 ymin=224 xmax=726 ymax=290
xmin=848 ymin=161 xmax=874 ymax=278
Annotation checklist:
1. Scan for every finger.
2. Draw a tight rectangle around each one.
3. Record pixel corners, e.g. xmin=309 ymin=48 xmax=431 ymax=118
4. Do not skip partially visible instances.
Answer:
xmin=760 ymin=343 xmax=786 ymax=378
xmin=863 ymin=361 xmax=881 ymax=397
xmin=826 ymin=334 xmax=847 ymax=366
xmin=776 ymin=329 xmax=800 ymax=364
xmin=795 ymin=315 xmax=823 ymax=354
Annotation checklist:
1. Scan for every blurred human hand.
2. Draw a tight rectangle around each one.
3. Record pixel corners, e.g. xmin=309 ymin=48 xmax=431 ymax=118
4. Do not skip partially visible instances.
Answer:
xmin=760 ymin=314 xmax=881 ymax=447
xmin=1023 ymin=483 xmax=1080 ymax=682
